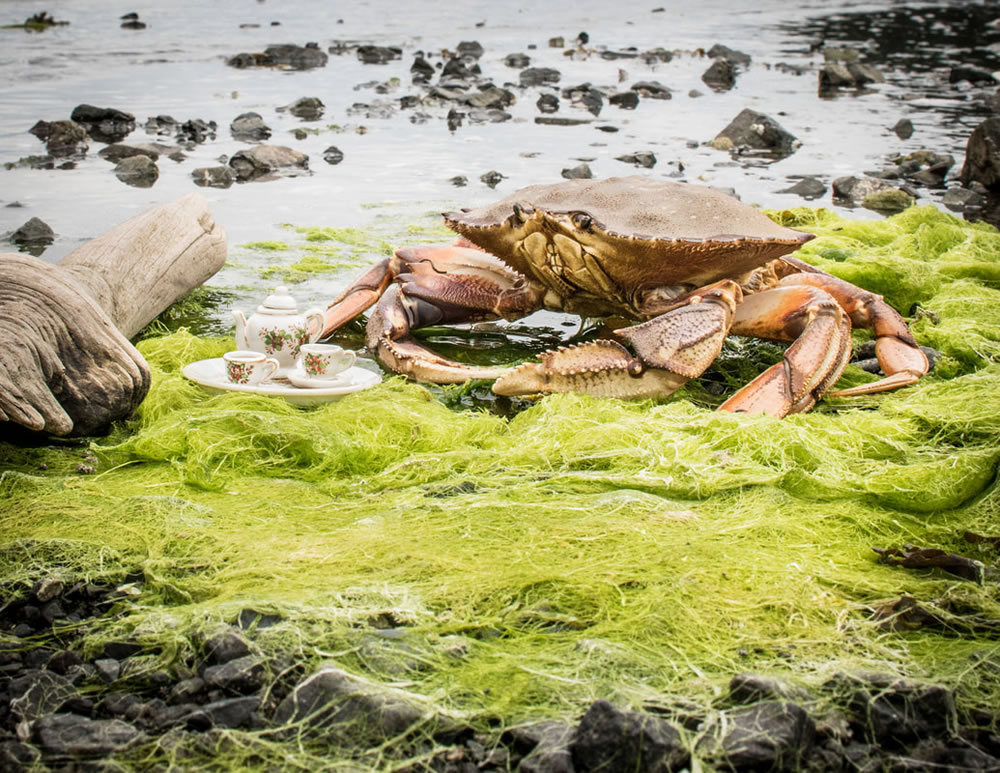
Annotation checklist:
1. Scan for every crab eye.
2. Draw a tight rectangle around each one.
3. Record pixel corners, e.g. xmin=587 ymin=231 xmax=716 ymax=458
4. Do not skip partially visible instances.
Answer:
xmin=572 ymin=212 xmax=593 ymax=231
xmin=511 ymin=202 xmax=535 ymax=225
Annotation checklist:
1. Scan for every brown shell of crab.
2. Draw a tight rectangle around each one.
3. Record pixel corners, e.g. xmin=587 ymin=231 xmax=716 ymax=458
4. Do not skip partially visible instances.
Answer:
xmin=323 ymin=176 xmax=927 ymax=417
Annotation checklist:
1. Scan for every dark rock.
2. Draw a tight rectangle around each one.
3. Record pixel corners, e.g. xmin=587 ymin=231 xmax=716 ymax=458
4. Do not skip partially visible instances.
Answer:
xmin=229 ymin=43 xmax=328 ymax=70
xmin=467 ymin=86 xmax=515 ymax=110
xmin=562 ymin=163 xmax=593 ymax=179
xmin=702 ymin=58 xmax=736 ymax=91
xmin=9 ymin=670 xmax=76 ymax=721
xmin=30 ymin=119 xmax=89 ymax=157
xmin=0 ymin=740 xmax=40 ymax=769
xmin=185 ymin=696 xmax=260 ymax=730
xmin=707 ymin=44 xmax=751 ymax=67
xmin=114 ymin=155 xmax=159 ymax=188
xmin=832 ymin=175 xmax=899 ymax=206
xmin=204 ymin=629 xmax=253 ymax=665
xmin=779 ymin=176 xmax=827 ymax=199
xmin=615 ymin=151 xmax=656 ymax=168
xmin=229 ymin=145 xmax=309 ymax=181
xmin=121 ymin=20 xmax=146 ymax=29
xmin=833 ymin=673 xmax=955 ymax=748
xmin=32 ymin=713 xmax=142 ymax=758
xmin=272 ymin=665 xmax=428 ymax=741
xmin=411 ymin=55 xmax=435 ymax=83
xmin=521 ymin=67 xmax=561 ymax=87
xmin=98 ymin=143 xmax=159 ymax=163
xmin=505 ymin=720 xmax=575 ymax=773
xmin=729 ymin=673 xmax=814 ymax=705
xmin=820 ymin=63 xmax=885 ymax=93
xmin=323 ymin=146 xmax=345 ymax=165
xmin=571 ymin=699 xmax=689 ymax=772
xmin=961 ymin=117 xmax=1000 ymax=191
xmin=144 ymin=114 xmax=178 ymax=135
xmin=630 ymin=80 xmax=672 ymax=99
xmin=893 ymin=118 xmax=914 ymax=140
xmin=505 ymin=53 xmax=531 ymax=68
xmin=192 ymin=166 xmax=235 ymax=188
xmin=230 ymin=112 xmax=271 ymax=141
xmin=562 ymin=84 xmax=603 ymax=116
xmin=609 ymin=91 xmax=639 ymax=109
xmin=94 ymin=658 xmax=121 ymax=682
xmin=176 ymin=118 xmax=216 ymax=144
xmin=202 ymin=654 xmax=266 ymax=694
xmin=480 ymin=170 xmax=505 ymax=188
xmin=98 ymin=692 xmax=143 ymax=717
xmin=536 ymin=94 xmax=560 ymax=113
xmin=48 ymin=650 xmax=84 ymax=675
xmin=950 ymin=65 xmax=996 ymax=85
xmin=10 ymin=217 xmax=55 ymax=254
xmin=168 ymin=677 xmax=206 ymax=704
xmin=70 ymin=104 xmax=136 ymax=143
xmin=237 ymin=608 xmax=282 ymax=630
xmin=942 ymin=186 xmax=987 ymax=212
xmin=699 ymin=701 xmax=816 ymax=771
xmin=449 ymin=175 xmax=468 ymax=187
xmin=535 ymin=116 xmax=594 ymax=126
xmin=712 ymin=108 xmax=798 ymax=157
xmin=442 ymin=55 xmax=481 ymax=80
xmin=357 ymin=45 xmax=402 ymax=65
xmin=283 ymin=96 xmax=325 ymax=120
xmin=457 ymin=41 xmax=484 ymax=59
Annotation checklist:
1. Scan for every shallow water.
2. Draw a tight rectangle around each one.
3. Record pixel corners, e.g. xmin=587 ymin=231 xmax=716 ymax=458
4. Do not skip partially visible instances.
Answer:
xmin=0 ymin=0 xmax=996 ymax=314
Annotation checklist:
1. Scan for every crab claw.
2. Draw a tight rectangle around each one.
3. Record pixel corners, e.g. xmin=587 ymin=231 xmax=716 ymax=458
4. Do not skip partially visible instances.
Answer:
xmin=493 ymin=340 xmax=688 ymax=399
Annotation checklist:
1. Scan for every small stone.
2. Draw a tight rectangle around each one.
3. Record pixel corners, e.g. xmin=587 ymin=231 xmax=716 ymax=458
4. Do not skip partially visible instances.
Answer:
xmin=283 ymin=96 xmax=325 ymax=120
xmin=504 ymin=53 xmax=530 ymax=68
xmin=942 ymin=186 xmax=987 ymax=212
xmin=322 ymin=146 xmax=345 ymax=165
xmin=32 ymin=713 xmax=142 ymax=757
xmin=707 ymin=44 xmax=751 ymax=67
xmin=184 ymin=696 xmax=260 ymax=730
xmin=95 ymin=658 xmax=121 ymax=682
xmin=202 ymin=654 xmax=266 ymax=694
xmin=536 ymin=94 xmax=560 ymax=114
xmin=168 ymin=677 xmax=206 ymax=704
xmin=114 ymin=155 xmax=159 ymax=188
xmin=10 ymin=217 xmax=55 ymax=252
xmin=561 ymin=163 xmax=593 ymax=179
xmin=630 ymin=80 xmax=672 ymax=99
xmin=230 ymin=112 xmax=272 ymax=141
xmin=893 ymin=118 xmax=914 ymax=139
xmin=615 ymin=151 xmax=656 ymax=168
xmin=205 ymin=629 xmax=253 ymax=665
xmin=609 ymin=91 xmax=639 ymax=109
xmin=862 ymin=188 xmax=915 ymax=215
xmin=520 ymin=67 xmax=561 ymax=87
xmin=480 ymin=170 xmax=505 ymax=188
xmin=702 ymin=58 xmax=736 ymax=91
xmin=192 ymin=166 xmax=235 ymax=189
xmin=712 ymin=108 xmax=798 ymax=157
xmin=778 ymin=176 xmax=827 ymax=199
xmin=571 ymin=699 xmax=689 ymax=772
xmin=699 ymin=702 xmax=816 ymax=770
xmin=97 ymin=144 xmax=160 ymax=163
xmin=229 ymin=145 xmax=309 ymax=181
xmin=75 ymin=463 xmax=96 ymax=474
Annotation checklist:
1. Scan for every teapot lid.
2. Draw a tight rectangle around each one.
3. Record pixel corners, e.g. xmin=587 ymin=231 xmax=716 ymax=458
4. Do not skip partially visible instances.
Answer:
xmin=258 ymin=286 xmax=298 ymax=313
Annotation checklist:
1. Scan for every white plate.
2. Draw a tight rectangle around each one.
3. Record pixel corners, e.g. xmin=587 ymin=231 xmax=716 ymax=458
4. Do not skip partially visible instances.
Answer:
xmin=181 ymin=358 xmax=381 ymax=406
xmin=286 ymin=369 xmax=354 ymax=389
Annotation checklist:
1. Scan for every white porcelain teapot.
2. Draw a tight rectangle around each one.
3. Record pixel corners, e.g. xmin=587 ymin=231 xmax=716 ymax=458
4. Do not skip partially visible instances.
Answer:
xmin=232 ymin=286 xmax=325 ymax=373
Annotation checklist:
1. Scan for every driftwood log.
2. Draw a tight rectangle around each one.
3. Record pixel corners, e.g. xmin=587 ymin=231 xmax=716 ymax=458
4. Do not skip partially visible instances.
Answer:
xmin=0 ymin=193 xmax=227 ymax=436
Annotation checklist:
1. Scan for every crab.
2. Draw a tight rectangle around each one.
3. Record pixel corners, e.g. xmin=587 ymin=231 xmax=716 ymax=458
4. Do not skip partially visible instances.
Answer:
xmin=322 ymin=176 xmax=928 ymax=417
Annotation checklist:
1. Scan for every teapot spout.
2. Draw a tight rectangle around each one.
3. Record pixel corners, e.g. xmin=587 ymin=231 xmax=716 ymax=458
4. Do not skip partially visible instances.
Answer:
xmin=232 ymin=310 xmax=249 ymax=349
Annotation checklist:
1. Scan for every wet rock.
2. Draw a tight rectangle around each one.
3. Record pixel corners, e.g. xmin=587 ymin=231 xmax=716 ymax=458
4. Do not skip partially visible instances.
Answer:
xmin=284 ymin=96 xmax=325 ymax=121
xmin=168 ymin=676 xmax=206 ymax=704
xmin=203 ymin=629 xmax=253 ymax=665
xmin=536 ymin=93 xmax=560 ymax=113
xmin=357 ymin=45 xmax=402 ymax=65
xmin=480 ymin=170 xmax=506 ymax=188
xmin=711 ymin=108 xmax=798 ymax=157
xmin=819 ymin=62 xmax=885 ymax=94
xmin=950 ymin=65 xmax=996 ymax=85
xmin=114 ymin=155 xmax=159 ymax=188
xmin=832 ymin=175 xmax=898 ymax=206
xmin=29 ymin=119 xmax=89 ymax=157
xmin=237 ymin=608 xmax=283 ymax=630
xmin=563 ymin=84 xmax=603 ymax=116
xmin=505 ymin=53 xmax=531 ymax=68
xmin=521 ymin=67 xmax=561 ymax=87
xmin=230 ymin=112 xmax=271 ymax=141
xmin=70 ymin=104 xmax=136 ymax=143
xmin=630 ymin=80 xmax=672 ymax=99
xmin=609 ymin=91 xmax=639 ymax=109
xmin=707 ymin=44 xmax=751 ymax=68
xmin=48 ymin=649 xmax=84 ymax=675
xmin=272 ymin=665 xmax=428 ymax=741
xmin=144 ymin=114 xmax=177 ymax=135
xmin=176 ymin=118 xmax=216 ymax=145
xmin=960 ymin=117 xmax=1000 ymax=191
xmin=9 ymin=670 xmax=77 ymax=721
xmin=32 ymin=713 xmax=142 ymax=758
xmin=10 ymin=217 xmax=55 ymax=255
xmin=457 ymin=41 xmax=484 ymax=60
xmin=411 ymin=54 xmax=435 ymax=83
xmin=94 ymin=657 xmax=122 ymax=682
xmin=504 ymin=720 xmax=575 ymax=773
xmin=942 ymin=185 xmax=987 ymax=212
xmin=121 ymin=19 xmax=146 ymax=30
xmin=323 ymin=146 xmax=345 ymax=165
xmin=0 ymin=740 xmax=40 ymax=769
xmin=202 ymin=654 xmax=266 ymax=694
xmin=441 ymin=55 xmax=481 ymax=80
xmin=467 ymin=86 xmax=515 ymax=110
xmin=469 ymin=108 xmax=511 ymax=124
xmin=698 ymin=702 xmax=816 ymax=771
xmin=571 ymin=699 xmax=689 ymax=772
xmin=729 ymin=674 xmax=814 ymax=705
xmin=615 ymin=151 xmax=656 ymax=168
xmin=229 ymin=145 xmax=309 ymax=181
xmin=184 ymin=696 xmax=260 ymax=730
xmin=228 ymin=43 xmax=328 ymax=70
xmin=192 ymin=166 xmax=235 ymax=188
xmin=779 ymin=176 xmax=827 ymax=199
xmin=562 ymin=163 xmax=593 ymax=179
xmin=863 ymin=188 xmax=915 ymax=215
xmin=893 ymin=118 xmax=915 ymax=140
xmin=97 ymin=143 xmax=159 ymax=163
xmin=702 ymin=58 xmax=736 ymax=91
xmin=97 ymin=692 xmax=143 ymax=717
xmin=449 ymin=175 xmax=468 ymax=187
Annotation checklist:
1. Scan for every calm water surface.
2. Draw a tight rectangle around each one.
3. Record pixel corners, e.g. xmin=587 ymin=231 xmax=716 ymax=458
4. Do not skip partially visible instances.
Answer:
xmin=0 ymin=0 xmax=995 ymax=312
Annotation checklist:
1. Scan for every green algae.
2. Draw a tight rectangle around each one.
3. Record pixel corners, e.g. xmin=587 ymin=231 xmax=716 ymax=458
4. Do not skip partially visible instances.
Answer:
xmin=3 ymin=205 xmax=1000 ymax=769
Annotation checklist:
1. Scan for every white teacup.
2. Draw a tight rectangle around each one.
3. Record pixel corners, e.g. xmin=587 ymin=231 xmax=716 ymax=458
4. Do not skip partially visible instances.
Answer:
xmin=224 ymin=350 xmax=280 ymax=385
xmin=298 ymin=343 xmax=356 ymax=380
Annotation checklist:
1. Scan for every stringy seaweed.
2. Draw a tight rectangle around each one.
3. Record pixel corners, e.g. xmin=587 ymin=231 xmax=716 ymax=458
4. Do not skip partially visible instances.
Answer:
xmin=2 ymin=205 xmax=999 ymax=769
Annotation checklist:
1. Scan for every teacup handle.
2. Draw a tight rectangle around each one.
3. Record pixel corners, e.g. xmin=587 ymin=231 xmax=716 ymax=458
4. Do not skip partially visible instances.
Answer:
xmin=341 ymin=350 xmax=357 ymax=370
xmin=261 ymin=357 xmax=280 ymax=383
xmin=304 ymin=308 xmax=325 ymax=343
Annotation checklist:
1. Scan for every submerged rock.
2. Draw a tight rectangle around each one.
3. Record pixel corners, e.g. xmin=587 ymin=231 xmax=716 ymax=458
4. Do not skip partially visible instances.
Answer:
xmin=97 ymin=144 xmax=160 ymax=163
xmin=192 ymin=166 xmax=235 ymax=188
xmin=114 ymin=155 xmax=159 ymax=188
xmin=779 ymin=176 xmax=827 ymax=199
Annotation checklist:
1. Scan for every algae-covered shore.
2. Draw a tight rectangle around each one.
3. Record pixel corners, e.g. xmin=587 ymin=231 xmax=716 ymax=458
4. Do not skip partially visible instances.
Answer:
xmin=2 ymin=206 xmax=1000 ymax=770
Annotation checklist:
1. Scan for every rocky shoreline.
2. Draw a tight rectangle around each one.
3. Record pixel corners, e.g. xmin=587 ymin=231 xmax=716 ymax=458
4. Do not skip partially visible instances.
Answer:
xmin=2 ymin=573 xmax=998 ymax=771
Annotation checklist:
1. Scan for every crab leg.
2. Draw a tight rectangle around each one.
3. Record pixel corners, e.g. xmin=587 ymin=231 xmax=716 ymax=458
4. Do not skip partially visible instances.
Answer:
xmin=494 ymin=280 xmax=741 ymax=399
xmin=324 ymin=244 xmax=546 ymax=383
xmin=719 ymin=283 xmax=852 ymax=416
xmin=770 ymin=261 xmax=928 ymax=396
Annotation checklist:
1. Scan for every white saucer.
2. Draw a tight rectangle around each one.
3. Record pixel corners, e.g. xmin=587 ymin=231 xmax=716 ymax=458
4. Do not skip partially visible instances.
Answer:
xmin=182 ymin=358 xmax=381 ymax=406
xmin=286 ymin=369 xmax=353 ymax=389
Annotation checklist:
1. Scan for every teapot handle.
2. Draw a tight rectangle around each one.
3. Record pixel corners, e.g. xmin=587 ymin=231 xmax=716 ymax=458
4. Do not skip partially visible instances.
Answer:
xmin=304 ymin=308 xmax=325 ymax=342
